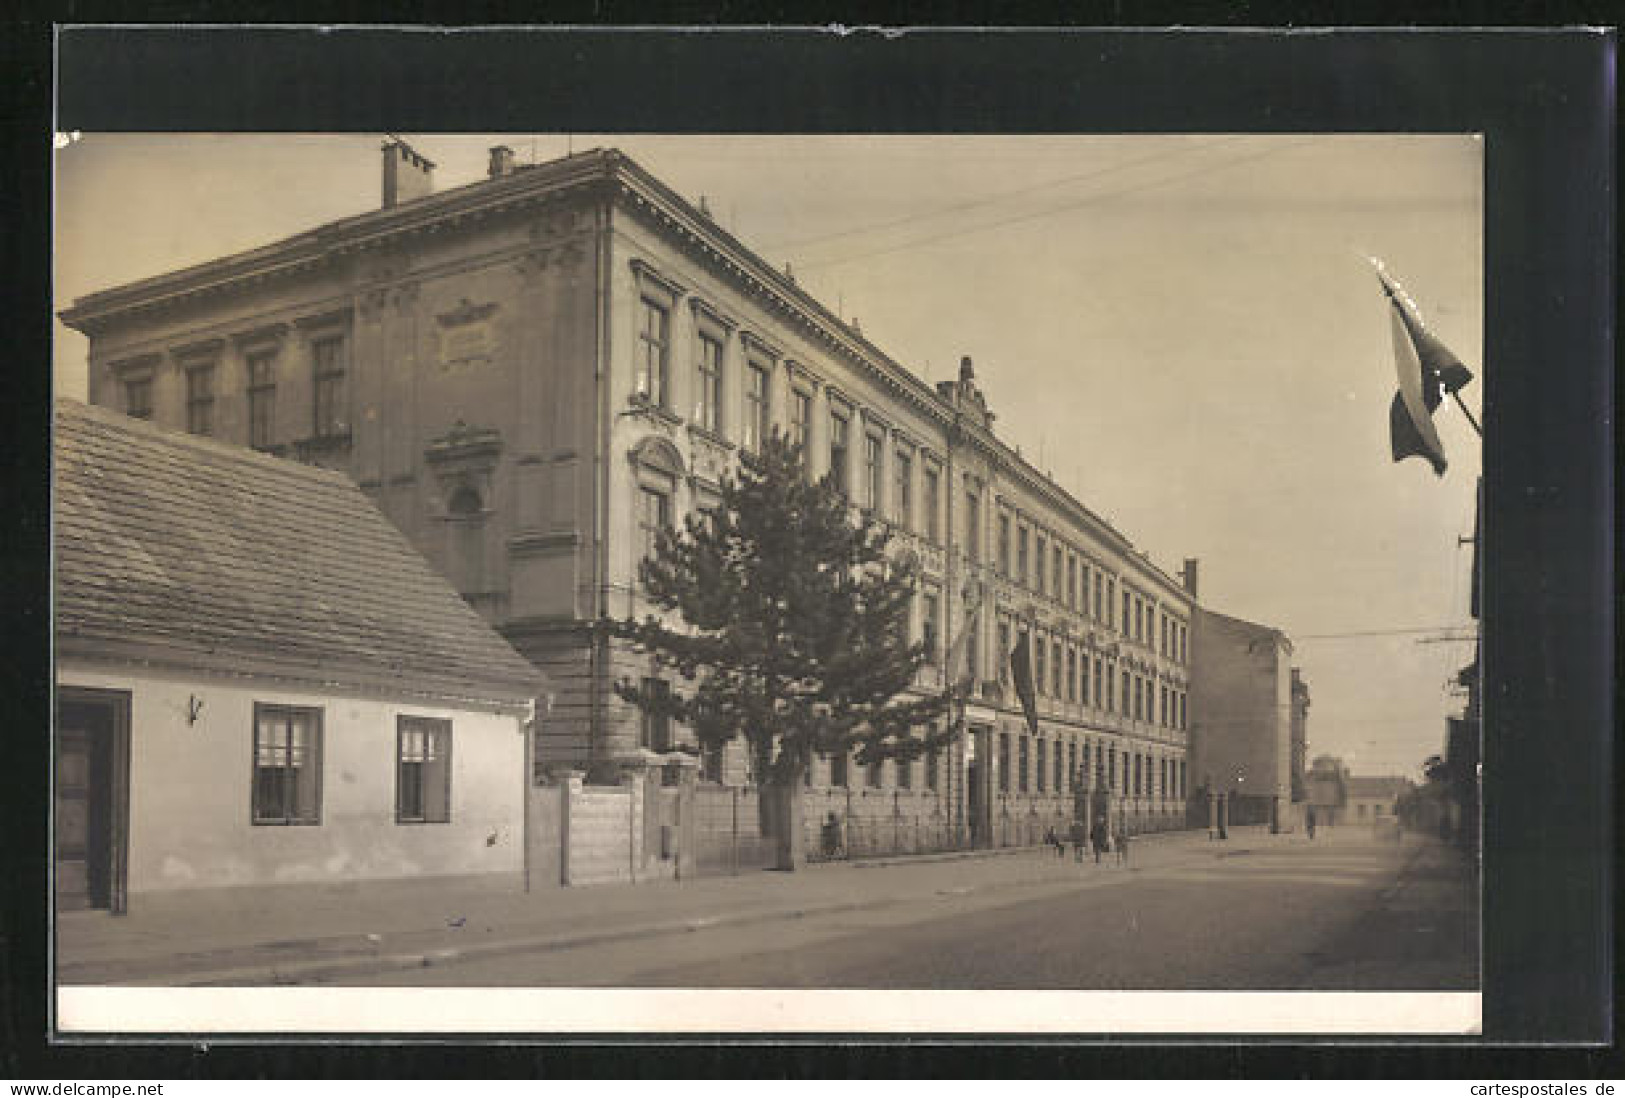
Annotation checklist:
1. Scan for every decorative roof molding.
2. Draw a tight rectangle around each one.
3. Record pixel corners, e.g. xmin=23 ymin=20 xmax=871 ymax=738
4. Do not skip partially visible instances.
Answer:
xmin=295 ymin=306 xmax=354 ymax=332
xmin=230 ymin=322 xmax=290 ymax=347
xmin=628 ymin=257 xmax=688 ymax=301
xmin=688 ymin=294 xmax=737 ymax=332
xmin=171 ymin=336 xmax=225 ymax=362
xmin=109 ymin=352 xmax=161 ymax=377
xmin=629 ymin=434 xmax=686 ymax=481
xmin=739 ymin=328 xmax=783 ymax=360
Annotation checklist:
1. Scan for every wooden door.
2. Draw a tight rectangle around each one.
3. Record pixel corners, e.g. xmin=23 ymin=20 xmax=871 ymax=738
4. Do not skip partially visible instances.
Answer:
xmin=55 ymin=690 xmax=129 ymax=914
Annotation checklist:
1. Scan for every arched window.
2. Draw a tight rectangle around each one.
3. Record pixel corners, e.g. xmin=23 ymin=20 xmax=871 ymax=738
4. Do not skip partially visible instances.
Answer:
xmin=447 ymin=486 xmax=484 ymax=594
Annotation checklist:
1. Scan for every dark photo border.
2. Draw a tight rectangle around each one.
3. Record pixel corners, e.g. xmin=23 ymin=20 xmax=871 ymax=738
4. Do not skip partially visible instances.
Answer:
xmin=6 ymin=21 xmax=1615 ymax=1078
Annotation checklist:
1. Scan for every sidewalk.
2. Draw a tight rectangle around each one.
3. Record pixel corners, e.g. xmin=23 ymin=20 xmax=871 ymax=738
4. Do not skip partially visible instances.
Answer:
xmin=57 ymin=826 xmax=1286 ymax=987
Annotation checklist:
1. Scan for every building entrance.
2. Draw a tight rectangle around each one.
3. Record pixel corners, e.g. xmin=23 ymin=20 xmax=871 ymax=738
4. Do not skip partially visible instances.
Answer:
xmin=55 ymin=689 xmax=129 ymax=914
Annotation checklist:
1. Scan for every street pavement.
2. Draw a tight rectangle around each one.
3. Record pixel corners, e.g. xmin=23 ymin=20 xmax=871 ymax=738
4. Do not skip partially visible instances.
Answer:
xmin=56 ymin=825 xmax=1476 ymax=991
xmin=320 ymin=828 xmax=1477 ymax=991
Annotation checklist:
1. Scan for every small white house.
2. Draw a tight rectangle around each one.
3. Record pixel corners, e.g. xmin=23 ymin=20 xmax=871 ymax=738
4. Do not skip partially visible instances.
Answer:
xmin=54 ymin=401 xmax=544 ymax=912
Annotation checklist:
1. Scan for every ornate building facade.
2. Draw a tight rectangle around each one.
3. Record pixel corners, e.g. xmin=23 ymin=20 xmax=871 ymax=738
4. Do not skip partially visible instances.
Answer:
xmin=62 ymin=142 xmax=1197 ymax=847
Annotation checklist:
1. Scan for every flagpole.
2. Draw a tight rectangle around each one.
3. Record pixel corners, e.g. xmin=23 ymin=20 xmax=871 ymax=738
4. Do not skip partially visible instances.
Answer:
xmin=1450 ymin=390 xmax=1482 ymax=437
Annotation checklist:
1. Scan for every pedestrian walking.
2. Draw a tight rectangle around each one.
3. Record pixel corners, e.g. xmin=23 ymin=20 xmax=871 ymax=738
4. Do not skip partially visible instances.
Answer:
xmin=1306 ymin=808 xmax=1316 ymax=840
xmin=1069 ymin=819 xmax=1088 ymax=862
xmin=1114 ymin=819 xmax=1131 ymax=866
xmin=1091 ymin=817 xmax=1109 ymax=864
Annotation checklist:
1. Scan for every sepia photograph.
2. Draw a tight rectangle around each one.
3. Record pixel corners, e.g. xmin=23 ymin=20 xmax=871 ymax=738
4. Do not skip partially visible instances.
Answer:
xmin=49 ymin=130 xmax=1489 ymax=1035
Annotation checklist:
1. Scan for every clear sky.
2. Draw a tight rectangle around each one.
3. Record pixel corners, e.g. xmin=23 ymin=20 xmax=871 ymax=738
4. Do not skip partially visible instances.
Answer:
xmin=54 ymin=133 xmax=1483 ymax=779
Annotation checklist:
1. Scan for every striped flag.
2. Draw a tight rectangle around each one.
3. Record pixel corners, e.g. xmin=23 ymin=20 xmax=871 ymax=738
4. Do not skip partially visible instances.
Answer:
xmin=1008 ymin=630 xmax=1041 ymax=739
xmin=1373 ymin=260 xmax=1474 ymax=476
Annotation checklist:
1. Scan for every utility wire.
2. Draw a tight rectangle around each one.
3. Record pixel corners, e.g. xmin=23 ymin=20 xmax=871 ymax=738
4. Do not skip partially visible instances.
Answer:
xmin=1291 ymin=625 xmax=1477 ymax=641
xmin=759 ymin=136 xmax=1246 ymax=255
xmin=791 ymin=137 xmax=1322 ymax=272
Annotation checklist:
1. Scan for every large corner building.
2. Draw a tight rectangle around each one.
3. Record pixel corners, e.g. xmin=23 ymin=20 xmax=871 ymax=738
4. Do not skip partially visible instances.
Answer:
xmin=62 ymin=141 xmax=1200 ymax=849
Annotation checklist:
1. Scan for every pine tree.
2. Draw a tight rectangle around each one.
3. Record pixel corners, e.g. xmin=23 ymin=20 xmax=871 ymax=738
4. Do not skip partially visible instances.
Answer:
xmin=607 ymin=429 xmax=956 ymax=861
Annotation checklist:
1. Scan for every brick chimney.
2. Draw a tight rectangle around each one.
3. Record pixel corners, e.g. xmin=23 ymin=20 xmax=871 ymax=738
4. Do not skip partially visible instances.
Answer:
xmin=382 ymin=138 xmax=435 ymax=209
xmin=1181 ymin=557 xmax=1200 ymax=599
xmin=487 ymin=145 xmax=515 ymax=178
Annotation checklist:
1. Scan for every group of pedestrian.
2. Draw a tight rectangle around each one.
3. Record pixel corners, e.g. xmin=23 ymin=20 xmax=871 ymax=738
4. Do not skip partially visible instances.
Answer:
xmin=1043 ymin=818 xmax=1131 ymax=866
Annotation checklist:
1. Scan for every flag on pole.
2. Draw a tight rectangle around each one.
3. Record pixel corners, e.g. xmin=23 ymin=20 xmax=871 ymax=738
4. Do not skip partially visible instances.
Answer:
xmin=1008 ymin=630 xmax=1041 ymax=739
xmin=1372 ymin=259 xmax=1475 ymax=476
xmin=942 ymin=586 xmax=982 ymax=734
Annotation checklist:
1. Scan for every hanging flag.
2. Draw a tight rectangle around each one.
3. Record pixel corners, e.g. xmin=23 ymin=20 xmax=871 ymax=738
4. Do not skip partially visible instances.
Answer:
xmin=941 ymin=587 xmax=982 ymax=734
xmin=1372 ymin=260 xmax=1475 ymax=476
xmin=1008 ymin=630 xmax=1041 ymax=739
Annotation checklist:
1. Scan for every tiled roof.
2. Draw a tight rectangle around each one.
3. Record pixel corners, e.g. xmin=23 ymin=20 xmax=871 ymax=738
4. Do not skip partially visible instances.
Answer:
xmin=54 ymin=400 xmax=542 ymax=706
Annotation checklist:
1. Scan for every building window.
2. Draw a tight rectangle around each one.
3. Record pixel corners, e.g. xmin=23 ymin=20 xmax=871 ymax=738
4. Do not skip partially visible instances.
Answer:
xmin=252 ymin=704 xmax=322 ymax=825
xmin=893 ymin=447 xmax=913 ymax=529
xmin=1180 ymin=692 xmax=1187 ymax=730
xmin=1067 ymin=649 xmax=1077 ymax=703
xmin=1107 ymin=578 xmax=1116 ymax=626
xmin=1017 ymin=528 xmax=1029 ymax=586
xmin=637 ymin=486 xmax=671 ymax=575
xmin=1036 ymin=739 xmax=1047 ymax=792
xmin=964 ymin=486 xmax=981 ymax=561
xmin=695 ymin=330 xmax=723 ymax=433
xmin=923 ymin=465 xmax=940 ymax=543
xmin=1035 ymin=535 xmax=1046 ymax=595
xmin=396 ymin=717 xmax=451 ymax=824
xmin=185 ymin=363 xmax=215 ymax=436
xmin=701 ymin=739 xmax=724 ymax=784
xmin=312 ymin=336 xmax=347 ymax=438
xmin=829 ymin=748 xmax=848 ymax=788
xmin=828 ymin=409 xmax=850 ymax=495
xmin=744 ymin=362 xmax=770 ymax=453
xmin=1180 ymin=624 xmax=1188 ymax=664
xmin=1084 ymin=654 xmax=1094 ymax=705
xmin=997 ymin=733 xmax=1010 ymax=792
xmin=124 ymin=375 xmax=153 ymax=420
xmin=639 ymin=678 xmax=672 ymax=752
xmin=1053 ymin=547 xmax=1063 ymax=601
xmin=996 ymin=619 xmax=1011 ymax=679
xmin=1055 ymin=739 xmax=1064 ymax=792
xmin=1094 ymin=573 xmax=1104 ymax=621
xmin=866 ymin=751 xmax=884 ymax=788
xmin=864 ymin=432 xmax=883 ymax=511
xmin=926 ymin=745 xmax=940 ymax=792
xmin=636 ymin=297 xmax=670 ymax=408
xmin=1067 ymin=741 xmax=1077 ymax=792
xmin=1051 ymin=640 xmax=1062 ymax=697
xmin=1035 ymin=638 xmax=1046 ymax=696
xmin=1133 ymin=676 xmax=1143 ymax=720
xmin=998 ymin=515 xmax=1012 ymax=576
xmin=896 ymin=755 xmax=912 ymax=790
xmin=922 ymin=590 xmax=941 ymax=664
xmin=247 ymin=351 xmax=277 ymax=449
xmin=964 ymin=610 xmax=980 ymax=682
xmin=1068 ymin=557 xmax=1078 ymax=609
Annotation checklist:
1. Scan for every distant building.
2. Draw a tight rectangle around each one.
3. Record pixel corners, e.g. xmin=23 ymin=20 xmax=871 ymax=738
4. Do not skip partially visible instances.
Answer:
xmin=1344 ymin=775 xmax=1414 ymax=827
xmin=60 ymin=141 xmax=1196 ymax=854
xmin=1188 ymin=608 xmax=1296 ymax=832
xmin=1304 ymin=755 xmax=1350 ymax=826
xmin=54 ymin=401 xmax=542 ymax=912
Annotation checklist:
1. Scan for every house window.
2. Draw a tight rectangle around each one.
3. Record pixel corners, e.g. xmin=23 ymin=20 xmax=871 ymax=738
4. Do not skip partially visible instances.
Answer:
xmin=396 ymin=717 xmax=451 ymax=824
xmin=1068 ymin=557 xmax=1078 ymax=609
xmin=124 ymin=375 xmax=153 ymax=420
xmin=252 ymin=704 xmax=322 ymax=825
xmin=447 ymin=486 xmax=486 ymax=594
xmin=1122 ymin=590 xmax=1132 ymax=634
xmin=701 ymin=739 xmax=724 ymax=784
xmin=893 ymin=448 xmax=913 ymax=529
xmin=869 ymin=751 xmax=888 ymax=788
xmin=922 ymin=465 xmax=941 ymax=543
xmin=1035 ymin=638 xmax=1046 ymax=695
xmin=744 ymin=362 xmax=770 ymax=453
xmin=1067 ymin=741 xmax=1077 ymax=792
xmin=247 ymin=351 xmax=277 ymax=449
xmin=185 ymin=363 xmax=215 ymax=436
xmin=997 ymin=733 xmax=1010 ymax=792
xmin=997 ymin=514 xmax=1012 ymax=576
xmin=638 ymin=486 xmax=670 ymax=572
xmin=1066 ymin=649 xmax=1077 ymax=703
xmin=1055 ymin=740 xmax=1064 ymax=792
xmin=964 ymin=484 xmax=981 ymax=561
xmin=1180 ymin=692 xmax=1187 ymax=730
xmin=926 ymin=745 xmax=940 ymax=792
xmin=922 ymin=590 xmax=941 ymax=664
xmin=829 ymin=748 xmax=848 ymax=788
xmin=790 ymin=388 xmax=811 ymax=457
xmin=636 ymin=297 xmax=670 ymax=408
xmin=1094 ymin=573 xmax=1104 ymax=621
xmin=1133 ymin=676 xmax=1143 ymax=720
xmin=1053 ymin=547 xmax=1063 ymax=600
xmin=1018 ymin=736 xmax=1030 ymax=793
xmin=1035 ymin=535 xmax=1046 ymax=595
xmin=695 ymin=330 xmax=723 ymax=433
xmin=1036 ymin=739 xmax=1047 ymax=792
xmin=828 ymin=409 xmax=850 ymax=495
xmin=896 ymin=755 xmax=912 ymax=790
xmin=964 ymin=610 xmax=979 ymax=680
xmin=996 ymin=620 xmax=1011 ymax=681
xmin=1017 ymin=527 xmax=1029 ymax=586
xmin=1051 ymin=640 xmax=1062 ymax=696
xmin=639 ymin=678 xmax=672 ymax=752
xmin=312 ymin=336 xmax=347 ymax=438
xmin=864 ymin=432 xmax=883 ymax=511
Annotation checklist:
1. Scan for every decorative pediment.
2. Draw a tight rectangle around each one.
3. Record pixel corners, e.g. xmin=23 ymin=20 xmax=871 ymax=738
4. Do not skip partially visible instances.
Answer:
xmin=629 ymin=434 xmax=686 ymax=480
